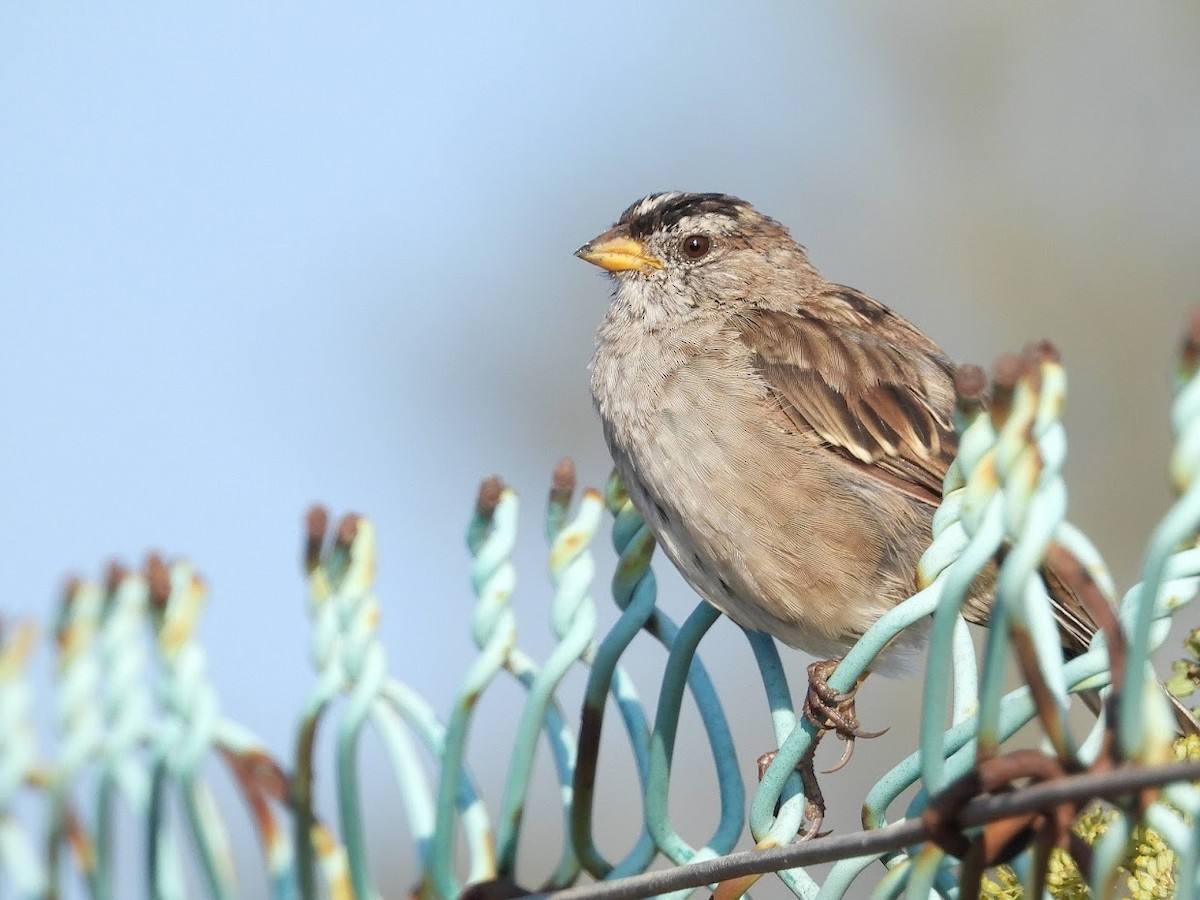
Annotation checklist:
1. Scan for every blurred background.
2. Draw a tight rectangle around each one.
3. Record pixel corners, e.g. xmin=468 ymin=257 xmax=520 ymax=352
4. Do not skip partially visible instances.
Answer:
xmin=3 ymin=4 xmax=1199 ymax=897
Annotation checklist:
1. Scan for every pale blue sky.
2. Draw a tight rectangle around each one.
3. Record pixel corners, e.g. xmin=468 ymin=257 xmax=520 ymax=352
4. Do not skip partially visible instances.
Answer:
xmin=1 ymin=1 xmax=860 ymax=752
xmin=4 ymin=5 xmax=1199 ymax=896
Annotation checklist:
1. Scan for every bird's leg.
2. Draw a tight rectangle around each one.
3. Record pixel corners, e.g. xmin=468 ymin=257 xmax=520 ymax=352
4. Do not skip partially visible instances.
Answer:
xmin=796 ymin=745 xmax=828 ymax=840
xmin=755 ymin=741 xmax=829 ymax=841
xmin=802 ymin=660 xmax=887 ymax=771
xmin=752 ymin=661 xmax=888 ymax=839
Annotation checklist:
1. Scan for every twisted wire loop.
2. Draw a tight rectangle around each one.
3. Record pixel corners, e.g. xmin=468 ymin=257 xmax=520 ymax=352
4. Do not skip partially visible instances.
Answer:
xmin=9 ymin=318 xmax=1200 ymax=900
xmin=807 ymin=370 xmax=1001 ymax=898
xmin=463 ymin=463 xmax=590 ymax=891
xmin=566 ymin=317 xmax=1198 ymax=899
xmin=568 ymin=473 xmax=745 ymax=900
xmin=292 ymin=505 xmax=354 ymax=900
xmin=327 ymin=514 xmax=390 ymax=900
xmin=898 ymin=326 xmax=1200 ymax=899
xmin=96 ymin=565 xmax=187 ymax=900
xmin=876 ymin=345 xmax=1141 ymax=898
xmin=1087 ymin=310 xmax=1200 ymax=897
xmin=0 ymin=621 xmax=46 ymax=899
xmin=569 ymin=473 xmax=656 ymax=882
xmin=143 ymin=556 xmax=235 ymax=900
xmin=144 ymin=554 xmax=300 ymax=900
xmin=294 ymin=506 xmax=480 ymax=900
xmin=429 ymin=468 xmax=601 ymax=898
xmin=720 ymin=632 xmax=808 ymax=900
xmin=44 ymin=578 xmax=104 ymax=898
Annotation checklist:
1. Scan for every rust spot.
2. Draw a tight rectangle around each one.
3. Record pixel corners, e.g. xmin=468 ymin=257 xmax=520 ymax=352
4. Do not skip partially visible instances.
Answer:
xmin=335 ymin=514 xmax=360 ymax=549
xmin=992 ymin=352 xmax=1022 ymax=390
xmin=549 ymin=459 xmax=576 ymax=514
xmin=552 ymin=457 xmax=576 ymax=492
xmin=1182 ymin=309 xmax=1200 ymax=373
xmin=55 ymin=579 xmax=79 ymax=647
xmin=1188 ymin=307 xmax=1200 ymax=343
xmin=990 ymin=352 xmax=1022 ymax=427
xmin=60 ymin=576 xmax=83 ymax=607
xmin=62 ymin=804 xmax=98 ymax=871
xmin=714 ymin=874 xmax=763 ymax=900
xmin=304 ymin=506 xmax=329 ymax=571
xmin=477 ymin=476 xmax=504 ymax=514
xmin=218 ymin=745 xmax=289 ymax=801
xmin=146 ymin=553 xmax=170 ymax=610
xmin=574 ymin=700 xmax=603 ymax=787
xmin=953 ymin=363 xmax=988 ymax=402
xmin=1022 ymin=340 xmax=1059 ymax=367
xmin=104 ymin=560 xmax=128 ymax=594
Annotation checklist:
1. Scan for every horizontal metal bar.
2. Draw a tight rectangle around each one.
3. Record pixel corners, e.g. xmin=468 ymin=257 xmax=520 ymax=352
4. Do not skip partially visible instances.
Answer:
xmin=523 ymin=759 xmax=1200 ymax=900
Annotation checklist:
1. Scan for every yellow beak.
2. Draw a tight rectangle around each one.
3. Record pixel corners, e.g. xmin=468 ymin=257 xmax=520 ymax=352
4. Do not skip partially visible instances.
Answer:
xmin=575 ymin=229 xmax=663 ymax=273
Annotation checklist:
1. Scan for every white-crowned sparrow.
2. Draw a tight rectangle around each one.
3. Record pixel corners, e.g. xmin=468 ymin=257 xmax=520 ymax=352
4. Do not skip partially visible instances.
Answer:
xmin=575 ymin=192 xmax=1173 ymax=707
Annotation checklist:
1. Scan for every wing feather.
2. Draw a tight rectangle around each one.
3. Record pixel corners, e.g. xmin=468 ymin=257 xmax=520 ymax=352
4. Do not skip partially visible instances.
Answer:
xmin=733 ymin=289 xmax=1104 ymax=659
xmin=734 ymin=292 xmax=957 ymax=505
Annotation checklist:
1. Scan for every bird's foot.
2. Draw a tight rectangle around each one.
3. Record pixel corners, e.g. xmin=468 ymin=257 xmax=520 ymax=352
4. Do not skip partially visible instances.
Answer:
xmin=802 ymin=660 xmax=887 ymax=773
xmin=752 ymin=661 xmax=886 ymax=839
xmin=756 ymin=743 xmax=829 ymax=841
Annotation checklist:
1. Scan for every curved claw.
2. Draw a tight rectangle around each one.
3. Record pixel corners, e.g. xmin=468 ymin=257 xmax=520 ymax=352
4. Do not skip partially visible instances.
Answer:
xmin=799 ymin=811 xmax=828 ymax=842
xmin=822 ymin=737 xmax=856 ymax=774
xmin=853 ymin=725 xmax=889 ymax=740
xmin=802 ymin=659 xmax=886 ymax=745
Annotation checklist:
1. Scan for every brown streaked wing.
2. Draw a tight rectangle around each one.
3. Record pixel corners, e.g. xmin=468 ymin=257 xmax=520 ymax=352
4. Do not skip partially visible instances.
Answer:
xmin=735 ymin=299 xmax=1106 ymax=661
xmin=733 ymin=303 xmax=957 ymax=507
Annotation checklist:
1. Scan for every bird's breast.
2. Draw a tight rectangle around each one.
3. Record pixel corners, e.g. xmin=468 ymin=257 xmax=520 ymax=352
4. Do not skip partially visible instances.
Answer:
xmin=590 ymin=324 xmax=930 ymax=667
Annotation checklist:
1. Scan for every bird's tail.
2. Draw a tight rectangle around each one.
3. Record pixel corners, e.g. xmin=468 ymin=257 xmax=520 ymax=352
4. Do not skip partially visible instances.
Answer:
xmin=1042 ymin=543 xmax=1200 ymax=737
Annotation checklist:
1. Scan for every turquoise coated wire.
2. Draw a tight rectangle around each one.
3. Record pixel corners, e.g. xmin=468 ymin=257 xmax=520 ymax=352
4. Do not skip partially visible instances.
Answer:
xmin=380 ymin=680 xmax=492 ymax=886
xmin=335 ymin=630 xmax=387 ymax=900
xmin=832 ymin=647 xmax=1112 ymax=897
xmin=901 ymin=843 xmax=946 ymax=899
xmin=863 ymin=855 xmax=911 ymax=900
xmin=294 ymin=515 xmax=353 ymax=900
xmin=325 ymin=517 xmax=392 ymax=900
xmin=212 ymin=720 xmax=297 ymax=900
xmin=997 ymin=356 xmax=1074 ymax=752
xmin=48 ymin=580 xmax=104 ymax=899
xmin=1122 ymin=333 xmax=1200 ymax=756
xmin=590 ymin=479 xmax=745 ymax=892
xmin=428 ymin=488 xmax=520 ymax=898
xmin=743 ymin=631 xmax=816 ymax=899
xmin=973 ymin=363 xmax=1040 ymax=761
xmin=644 ymin=601 xmax=744 ymax=898
xmin=21 ymin=322 xmax=1200 ymax=899
xmin=744 ymin=631 xmax=805 ymax=847
xmin=146 ymin=560 xmax=255 ymax=900
xmin=94 ymin=571 xmax=173 ymax=900
xmin=492 ymin=490 xmax=600 ymax=886
xmin=0 ymin=622 xmax=45 ymax=900
xmin=570 ymin=476 xmax=655 ymax=880
xmin=1169 ymin=781 xmax=1200 ymax=900
xmin=918 ymin=385 xmax=1003 ymax=794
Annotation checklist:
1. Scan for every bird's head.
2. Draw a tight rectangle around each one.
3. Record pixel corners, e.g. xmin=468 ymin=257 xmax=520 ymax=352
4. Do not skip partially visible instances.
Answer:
xmin=576 ymin=192 xmax=812 ymax=324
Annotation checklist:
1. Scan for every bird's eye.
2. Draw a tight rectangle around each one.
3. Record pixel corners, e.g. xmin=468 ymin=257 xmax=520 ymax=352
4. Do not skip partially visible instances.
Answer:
xmin=681 ymin=234 xmax=711 ymax=259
